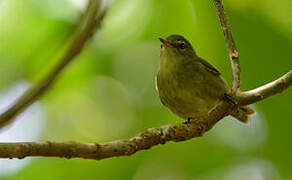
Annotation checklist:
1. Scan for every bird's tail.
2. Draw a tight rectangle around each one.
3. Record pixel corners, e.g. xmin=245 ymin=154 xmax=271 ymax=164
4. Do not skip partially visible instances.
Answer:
xmin=231 ymin=106 xmax=256 ymax=123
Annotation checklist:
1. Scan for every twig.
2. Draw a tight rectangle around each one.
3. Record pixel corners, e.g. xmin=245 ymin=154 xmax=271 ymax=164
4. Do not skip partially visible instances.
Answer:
xmin=236 ymin=70 xmax=292 ymax=105
xmin=0 ymin=102 xmax=233 ymax=160
xmin=213 ymin=0 xmax=241 ymax=92
xmin=0 ymin=0 xmax=105 ymax=129
xmin=212 ymin=0 xmax=292 ymax=105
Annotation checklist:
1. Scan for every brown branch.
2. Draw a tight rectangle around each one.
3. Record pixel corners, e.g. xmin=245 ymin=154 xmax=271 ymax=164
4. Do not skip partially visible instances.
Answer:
xmin=236 ymin=70 xmax=292 ymax=105
xmin=0 ymin=0 xmax=105 ymax=129
xmin=212 ymin=0 xmax=292 ymax=105
xmin=0 ymin=102 xmax=233 ymax=160
xmin=213 ymin=0 xmax=241 ymax=92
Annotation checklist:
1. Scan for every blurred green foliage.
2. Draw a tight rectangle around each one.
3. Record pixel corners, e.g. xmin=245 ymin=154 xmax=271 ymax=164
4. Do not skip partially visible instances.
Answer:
xmin=0 ymin=0 xmax=291 ymax=179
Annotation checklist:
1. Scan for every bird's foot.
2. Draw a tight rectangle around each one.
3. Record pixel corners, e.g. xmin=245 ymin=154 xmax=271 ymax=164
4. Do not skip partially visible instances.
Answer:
xmin=183 ymin=117 xmax=207 ymax=136
xmin=183 ymin=117 xmax=205 ymax=124
xmin=183 ymin=118 xmax=192 ymax=124
xmin=222 ymin=93 xmax=237 ymax=105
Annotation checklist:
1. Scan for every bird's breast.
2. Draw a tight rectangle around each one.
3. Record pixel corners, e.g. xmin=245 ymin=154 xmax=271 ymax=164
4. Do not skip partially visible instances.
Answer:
xmin=156 ymin=70 xmax=215 ymax=119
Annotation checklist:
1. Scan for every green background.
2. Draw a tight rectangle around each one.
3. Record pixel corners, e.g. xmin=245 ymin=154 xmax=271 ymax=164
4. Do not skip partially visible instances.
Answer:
xmin=0 ymin=0 xmax=291 ymax=179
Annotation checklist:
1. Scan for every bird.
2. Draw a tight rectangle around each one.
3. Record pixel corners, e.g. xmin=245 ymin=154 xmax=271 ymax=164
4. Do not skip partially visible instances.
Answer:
xmin=155 ymin=34 xmax=255 ymax=123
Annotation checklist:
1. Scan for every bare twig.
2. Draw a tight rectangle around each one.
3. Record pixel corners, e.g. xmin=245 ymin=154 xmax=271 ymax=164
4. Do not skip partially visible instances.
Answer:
xmin=212 ymin=0 xmax=292 ymax=105
xmin=213 ymin=0 xmax=241 ymax=92
xmin=236 ymin=71 xmax=292 ymax=105
xmin=0 ymin=102 xmax=233 ymax=160
xmin=0 ymin=0 xmax=105 ymax=129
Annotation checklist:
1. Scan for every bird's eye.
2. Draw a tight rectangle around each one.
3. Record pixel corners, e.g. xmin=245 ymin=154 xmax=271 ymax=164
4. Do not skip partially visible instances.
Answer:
xmin=160 ymin=45 xmax=163 ymax=48
xmin=179 ymin=43 xmax=186 ymax=49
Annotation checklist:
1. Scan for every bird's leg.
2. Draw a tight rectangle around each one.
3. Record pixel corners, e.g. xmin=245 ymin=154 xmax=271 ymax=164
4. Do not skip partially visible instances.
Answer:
xmin=183 ymin=117 xmax=206 ymax=137
xmin=184 ymin=117 xmax=206 ymax=124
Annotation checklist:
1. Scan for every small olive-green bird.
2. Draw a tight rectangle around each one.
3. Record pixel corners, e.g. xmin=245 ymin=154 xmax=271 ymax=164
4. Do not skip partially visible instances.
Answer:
xmin=156 ymin=34 xmax=254 ymax=123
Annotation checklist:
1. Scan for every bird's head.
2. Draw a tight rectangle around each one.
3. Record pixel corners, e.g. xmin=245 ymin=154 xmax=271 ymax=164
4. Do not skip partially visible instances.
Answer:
xmin=159 ymin=34 xmax=197 ymax=60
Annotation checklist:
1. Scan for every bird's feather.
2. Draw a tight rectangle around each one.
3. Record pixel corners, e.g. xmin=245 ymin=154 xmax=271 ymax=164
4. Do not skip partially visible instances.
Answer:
xmin=197 ymin=57 xmax=221 ymax=76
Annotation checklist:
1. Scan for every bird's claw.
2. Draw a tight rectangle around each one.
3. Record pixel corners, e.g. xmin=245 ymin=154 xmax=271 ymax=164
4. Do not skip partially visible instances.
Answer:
xmin=183 ymin=118 xmax=192 ymax=124
xmin=222 ymin=93 xmax=237 ymax=105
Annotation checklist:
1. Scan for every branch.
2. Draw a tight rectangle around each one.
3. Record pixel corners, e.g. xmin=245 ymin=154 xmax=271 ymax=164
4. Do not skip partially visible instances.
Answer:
xmin=0 ymin=102 xmax=234 ymax=160
xmin=213 ymin=0 xmax=292 ymax=104
xmin=213 ymin=0 xmax=241 ymax=92
xmin=0 ymin=0 xmax=105 ymax=129
xmin=236 ymin=70 xmax=292 ymax=105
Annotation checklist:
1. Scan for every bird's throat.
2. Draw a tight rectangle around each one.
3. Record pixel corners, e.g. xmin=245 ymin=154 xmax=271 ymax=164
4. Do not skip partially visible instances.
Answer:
xmin=159 ymin=49 xmax=182 ymax=75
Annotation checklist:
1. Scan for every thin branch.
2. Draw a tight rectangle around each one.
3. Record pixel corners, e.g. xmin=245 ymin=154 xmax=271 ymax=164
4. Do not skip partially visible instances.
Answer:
xmin=0 ymin=102 xmax=234 ymax=160
xmin=213 ymin=0 xmax=241 ymax=92
xmin=212 ymin=0 xmax=292 ymax=106
xmin=236 ymin=70 xmax=292 ymax=105
xmin=0 ymin=0 xmax=105 ymax=129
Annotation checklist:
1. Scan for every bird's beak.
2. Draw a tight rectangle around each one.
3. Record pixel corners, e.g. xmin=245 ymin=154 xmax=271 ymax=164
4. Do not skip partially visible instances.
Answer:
xmin=159 ymin=38 xmax=173 ymax=48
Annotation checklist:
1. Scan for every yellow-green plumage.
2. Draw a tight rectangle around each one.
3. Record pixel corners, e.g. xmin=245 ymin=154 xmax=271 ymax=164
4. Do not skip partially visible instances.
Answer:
xmin=156 ymin=34 xmax=254 ymax=123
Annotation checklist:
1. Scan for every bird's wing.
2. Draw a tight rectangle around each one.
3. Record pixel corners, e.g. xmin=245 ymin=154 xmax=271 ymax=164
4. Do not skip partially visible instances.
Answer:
xmin=197 ymin=57 xmax=221 ymax=76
